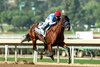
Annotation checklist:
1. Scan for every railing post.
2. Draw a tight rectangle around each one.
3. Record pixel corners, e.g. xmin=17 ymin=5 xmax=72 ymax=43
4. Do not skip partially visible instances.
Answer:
xmin=5 ymin=45 xmax=8 ymax=62
xmin=15 ymin=45 xmax=17 ymax=62
xmin=57 ymin=46 xmax=60 ymax=63
xmin=71 ymin=46 xmax=74 ymax=64
xmin=20 ymin=48 xmax=23 ymax=55
xmin=33 ymin=46 xmax=38 ymax=63
xmin=33 ymin=50 xmax=37 ymax=63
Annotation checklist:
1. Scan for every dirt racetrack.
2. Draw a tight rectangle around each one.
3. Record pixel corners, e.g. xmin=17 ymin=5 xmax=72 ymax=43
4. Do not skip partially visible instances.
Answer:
xmin=0 ymin=62 xmax=100 ymax=67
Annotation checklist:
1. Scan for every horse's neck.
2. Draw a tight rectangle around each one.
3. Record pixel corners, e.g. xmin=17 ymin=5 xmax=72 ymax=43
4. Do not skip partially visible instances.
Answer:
xmin=47 ymin=19 xmax=63 ymax=44
xmin=53 ymin=19 xmax=62 ymax=33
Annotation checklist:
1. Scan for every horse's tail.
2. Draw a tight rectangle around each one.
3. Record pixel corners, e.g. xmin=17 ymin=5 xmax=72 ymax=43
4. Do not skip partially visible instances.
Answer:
xmin=21 ymin=33 xmax=31 ymax=43
xmin=21 ymin=23 xmax=38 ymax=43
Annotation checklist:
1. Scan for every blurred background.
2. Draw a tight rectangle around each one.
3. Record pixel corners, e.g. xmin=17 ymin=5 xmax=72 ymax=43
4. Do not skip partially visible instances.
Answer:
xmin=0 ymin=0 xmax=100 ymax=34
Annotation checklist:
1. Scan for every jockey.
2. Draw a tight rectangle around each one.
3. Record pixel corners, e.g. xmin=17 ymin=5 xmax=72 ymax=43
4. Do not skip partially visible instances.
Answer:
xmin=35 ymin=10 xmax=61 ymax=37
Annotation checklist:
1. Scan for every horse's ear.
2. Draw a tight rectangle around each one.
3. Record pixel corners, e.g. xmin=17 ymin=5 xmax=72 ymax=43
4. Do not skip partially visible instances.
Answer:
xmin=65 ymin=16 xmax=70 ymax=22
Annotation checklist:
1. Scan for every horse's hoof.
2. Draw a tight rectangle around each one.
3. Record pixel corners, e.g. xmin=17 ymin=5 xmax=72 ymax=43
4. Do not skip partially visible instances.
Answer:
xmin=50 ymin=55 xmax=55 ymax=61
xmin=40 ymin=52 xmax=43 ymax=60
xmin=68 ymin=60 xmax=71 ymax=64
xmin=68 ymin=61 xmax=71 ymax=64
xmin=46 ymin=53 xmax=54 ymax=61
xmin=21 ymin=39 xmax=26 ymax=43
xmin=33 ymin=47 xmax=37 ymax=51
xmin=40 ymin=55 xmax=43 ymax=60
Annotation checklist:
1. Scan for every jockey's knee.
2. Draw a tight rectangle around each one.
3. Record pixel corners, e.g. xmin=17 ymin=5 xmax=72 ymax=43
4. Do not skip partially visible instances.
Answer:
xmin=34 ymin=27 xmax=45 ymax=36
xmin=34 ymin=28 xmax=39 ymax=33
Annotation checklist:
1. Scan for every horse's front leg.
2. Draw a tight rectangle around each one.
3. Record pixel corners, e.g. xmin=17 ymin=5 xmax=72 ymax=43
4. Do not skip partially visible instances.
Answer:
xmin=40 ymin=44 xmax=47 ymax=60
xmin=63 ymin=42 xmax=71 ymax=64
xmin=47 ymin=44 xmax=52 ymax=56
xmin=59 ymin=42 xmax=71 ymax=64
xmin=67 ymin=47 xmax=71 ymax=64
xmin=47 ymin=44 xmax=54 ymax=61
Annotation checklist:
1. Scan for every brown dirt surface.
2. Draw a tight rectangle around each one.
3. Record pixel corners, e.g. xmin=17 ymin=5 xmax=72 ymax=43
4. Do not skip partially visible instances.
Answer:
xmin=0 ymin=62 xmax=100 ymax=67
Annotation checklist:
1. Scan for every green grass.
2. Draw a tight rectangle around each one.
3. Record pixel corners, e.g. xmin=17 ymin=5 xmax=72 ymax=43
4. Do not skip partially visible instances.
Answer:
xmin=74 ymin=59 xmax=100 ymax=64
xmin=0 ymin=57 xmax=100 ymax=64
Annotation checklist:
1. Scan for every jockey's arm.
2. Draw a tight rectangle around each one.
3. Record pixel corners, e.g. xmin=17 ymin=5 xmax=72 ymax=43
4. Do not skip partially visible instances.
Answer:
xmin=48 ymin=15 xmax=56 ymax=25
xmin=49 ymin=21 xmax=56 ymax=25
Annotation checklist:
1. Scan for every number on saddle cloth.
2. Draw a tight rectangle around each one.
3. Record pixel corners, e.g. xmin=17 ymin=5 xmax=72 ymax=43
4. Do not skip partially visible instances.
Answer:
xmin=34 ymin=22 xmax=48 ymax=37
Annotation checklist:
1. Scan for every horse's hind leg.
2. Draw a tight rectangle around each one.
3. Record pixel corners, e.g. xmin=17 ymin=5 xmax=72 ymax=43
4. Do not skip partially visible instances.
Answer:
xmin=21 ymin=33 xmax=31 ymax=43
xmin=59 ymin=42 xmax=71 ymax=64
xmin=67 ymin=47 xmax=71 ymax=64
xmin=63 ymin=43 xmax=71 ymax=64
xmin=40 ymin=44 xmax=47 ymax=60
xmin=32 ymin=39 xmax=37 ymax=51
xmin=40 ymin=50 xmax=43 ymax=60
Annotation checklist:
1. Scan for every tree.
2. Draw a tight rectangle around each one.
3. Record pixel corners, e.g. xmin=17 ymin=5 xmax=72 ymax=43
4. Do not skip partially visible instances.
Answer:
xmin=0 ymin=0 xmax=6 ymax=32
xmin=94 ymin=2 xmax=100 ymax=27
xmin=82 ymin=0 xmax=99 ymax=29
xmin=64 ymin=0 xmax=85 ymax=31
xmin=0 ymin=11 xmax=7 ymax=32
xmin=64 ymin=0 xmax=81 ymax=22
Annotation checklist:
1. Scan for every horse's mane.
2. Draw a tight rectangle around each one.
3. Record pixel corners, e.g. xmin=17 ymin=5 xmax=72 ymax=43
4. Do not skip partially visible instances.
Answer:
xmin=46 ymin=18 xmax=62 ymax=34
xmin=45 ymin=18 xmax=63 ymax=44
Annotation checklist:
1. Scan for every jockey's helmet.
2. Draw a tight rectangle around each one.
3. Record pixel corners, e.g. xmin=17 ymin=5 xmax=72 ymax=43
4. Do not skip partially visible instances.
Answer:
xmin=55 ymin=11 xmax=61 ymax=17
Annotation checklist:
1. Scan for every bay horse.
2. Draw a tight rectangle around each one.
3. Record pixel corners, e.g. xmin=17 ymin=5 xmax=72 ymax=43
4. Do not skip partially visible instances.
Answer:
xmin=21 ymin=15 xmax=71 ymax=63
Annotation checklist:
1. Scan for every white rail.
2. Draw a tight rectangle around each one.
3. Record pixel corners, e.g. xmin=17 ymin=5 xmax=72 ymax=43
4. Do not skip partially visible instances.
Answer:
xmin=0 ymin=38 xmax=100 ymax=63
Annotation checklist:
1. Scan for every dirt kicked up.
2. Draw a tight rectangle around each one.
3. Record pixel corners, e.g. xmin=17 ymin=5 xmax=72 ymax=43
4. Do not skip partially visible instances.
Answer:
xmin=0 ymin=62 xmax=100 ymax=67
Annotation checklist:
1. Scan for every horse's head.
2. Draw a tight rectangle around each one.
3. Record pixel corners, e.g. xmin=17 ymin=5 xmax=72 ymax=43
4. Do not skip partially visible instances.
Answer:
xmin=62 ymin=15 xmax=70 ymax=31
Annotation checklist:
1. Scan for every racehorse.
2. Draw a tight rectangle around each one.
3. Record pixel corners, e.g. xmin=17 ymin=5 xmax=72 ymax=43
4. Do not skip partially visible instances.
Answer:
xmin=21 ymin=15 xmax=71 ymax=63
